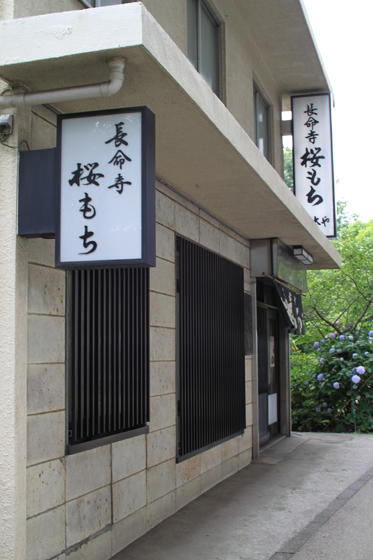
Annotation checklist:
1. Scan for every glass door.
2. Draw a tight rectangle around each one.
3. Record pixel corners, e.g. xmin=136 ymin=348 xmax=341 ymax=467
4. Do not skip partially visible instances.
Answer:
xmin=257 ymin=303 xmax=280 ymax=447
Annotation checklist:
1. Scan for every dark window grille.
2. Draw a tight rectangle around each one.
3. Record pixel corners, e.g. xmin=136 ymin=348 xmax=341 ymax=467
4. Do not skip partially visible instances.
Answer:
xmin=68 ymin=268 xmax=149 ymax=451
xmin=177 ymin=237 xmax=245 ymax=460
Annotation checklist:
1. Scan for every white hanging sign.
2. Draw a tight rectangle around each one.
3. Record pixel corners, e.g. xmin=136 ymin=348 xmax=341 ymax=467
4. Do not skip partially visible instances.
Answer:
xmin=292 ymin=94 xmax=336 ymax=238
xmin=56 ymin=107 xmax=155 ymax=268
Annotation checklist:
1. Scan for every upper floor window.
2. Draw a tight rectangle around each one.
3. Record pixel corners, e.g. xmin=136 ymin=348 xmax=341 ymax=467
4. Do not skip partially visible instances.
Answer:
xmin=254 ymin=84 xmax=271 ymax=162
xmin=187 ymin=0 xmax=220 ymax=97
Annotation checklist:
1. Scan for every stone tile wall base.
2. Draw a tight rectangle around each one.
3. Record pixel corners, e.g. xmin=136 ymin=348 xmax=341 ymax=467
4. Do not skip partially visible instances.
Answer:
xmin=111 ymin=508 xmax=147 ymax=557
xmin=66 ymin=529 xmax=112 ymax=560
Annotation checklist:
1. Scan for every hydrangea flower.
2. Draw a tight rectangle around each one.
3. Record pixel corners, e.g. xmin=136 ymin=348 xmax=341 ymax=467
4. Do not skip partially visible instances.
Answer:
xmin=317 ymin=373 xmax=324 ymax=381
xmin=312 ymin=373 xmax=316 ymax=377
xmin=327 ymin=408 xmax=332 ymax=413
xmin=340 ymin=358 xmax=344 ymax=361
xmin=329 ymin=348 xmax=335 ymax=354
xmin=320 ymin=358 xmax=325 ymax=364
xmin=316 ymin=407 xmax=321 ymax=412
xmin=320 ymin=339 xmax=325 ymax=344
xmin=351 ymin=375 xmax=361 ymax=384
xmin=341 ymin=326 xmax=347 ymax=332
xmin=329 ymin=333 xmax=336 ymax=340
xmin=337 ymin=349 xmax=342 ymax=353
xmin=356 ymin=366 xmax=365 ymax=374
xmin=365 ymin=352 xmax=369 ymax=355
xmin=335 ymin=320 xmax=340 ymax=325
xmin=314 ymin=341 xmax=319 ymax=348
xmin=349 ymin=335 xmax=354 ymax=341
xmin=348 ymin=322 xmax=354 ymax=328
xmin=333 ymin=382 xmax=340 ymax=389
xmin=339 ymin=335 xmax=345 ymax=341
xmin=352 ymin=353 xmax=358 ymax=359
xmin=369 ymin=331 xmax=373 ymax=337
xmin=322 ymin=402 xmax=327 ymax=407
xmin=352 ymin=384 xmax=358 ymax=389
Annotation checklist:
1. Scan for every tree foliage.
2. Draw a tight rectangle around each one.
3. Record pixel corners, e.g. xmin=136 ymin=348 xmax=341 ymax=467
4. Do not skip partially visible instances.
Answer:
xmin=300 ymin=217 xmax=373 ymax=344
xmin=283 ymin=146 xmax=294 ymax=192
xmin=291 ymin=200 xmax=373 ymax=432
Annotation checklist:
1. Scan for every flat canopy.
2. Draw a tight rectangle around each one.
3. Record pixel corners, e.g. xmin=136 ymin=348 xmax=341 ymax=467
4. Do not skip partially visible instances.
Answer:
xmin=235 ymin=0 xmax=333 ymax=97
xmin=0 ymin=3 xmax=341 ymax=269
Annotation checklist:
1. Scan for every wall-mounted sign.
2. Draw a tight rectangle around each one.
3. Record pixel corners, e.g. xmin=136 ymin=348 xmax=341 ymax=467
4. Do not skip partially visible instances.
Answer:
xmin=292 ymin=93 xmax=336 ymax=239
xmin=274 ymin=280 xmax=305 ymax=335
xmin=56 ymin=107 xmax=155 ymax=269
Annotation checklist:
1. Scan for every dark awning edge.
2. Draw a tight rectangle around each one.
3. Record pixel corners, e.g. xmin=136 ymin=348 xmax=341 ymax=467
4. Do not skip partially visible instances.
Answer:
xmin=273 ymin=279 xmax=306 ymax=335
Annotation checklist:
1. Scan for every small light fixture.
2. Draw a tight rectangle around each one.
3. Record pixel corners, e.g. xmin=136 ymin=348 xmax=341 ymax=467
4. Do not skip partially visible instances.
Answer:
xmin=293 ymin=246 xmax=314 ymax=265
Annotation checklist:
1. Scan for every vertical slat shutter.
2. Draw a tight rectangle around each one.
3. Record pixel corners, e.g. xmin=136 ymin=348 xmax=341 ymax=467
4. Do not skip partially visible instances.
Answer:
xmin=68 ymin=268 xmax=149 ymax=447
xmin=178 ymin=237 xmax=245 ymax=459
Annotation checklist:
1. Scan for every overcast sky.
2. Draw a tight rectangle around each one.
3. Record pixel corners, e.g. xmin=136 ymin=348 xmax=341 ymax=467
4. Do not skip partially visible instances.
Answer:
xmin=293 ymin=1 xmax=373 ymax=222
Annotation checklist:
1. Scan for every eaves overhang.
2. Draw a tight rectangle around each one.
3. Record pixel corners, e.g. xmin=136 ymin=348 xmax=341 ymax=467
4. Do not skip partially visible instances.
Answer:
xmin=233 ymin=0 xmax=333 ymax=98
xmin=0 ymin=3 xmax=341 ymax=270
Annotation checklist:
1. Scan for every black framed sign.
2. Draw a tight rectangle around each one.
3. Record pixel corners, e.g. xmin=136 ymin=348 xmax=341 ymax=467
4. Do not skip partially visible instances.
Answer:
xmin=292 ymin=93 xmax=336 ymax=239
xmin=56 ymin=106 xmax=155 ymax=269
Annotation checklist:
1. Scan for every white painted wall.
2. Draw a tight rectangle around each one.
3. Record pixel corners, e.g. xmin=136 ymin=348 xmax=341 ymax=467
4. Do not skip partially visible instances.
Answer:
xmin=0 ymin=88 xmax=29 ymax=560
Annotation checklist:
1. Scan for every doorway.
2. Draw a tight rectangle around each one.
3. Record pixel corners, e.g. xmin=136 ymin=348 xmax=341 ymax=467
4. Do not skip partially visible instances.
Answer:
xmin=257 ymin=282 xmax=280 ymax=447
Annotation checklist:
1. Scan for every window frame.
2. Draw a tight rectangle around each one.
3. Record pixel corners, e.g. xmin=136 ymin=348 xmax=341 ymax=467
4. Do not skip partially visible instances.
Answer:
xmin=187 ymin=0 xmax=222 ymax=99
xmin=81 ymin=0 xmax=129 ymax=7
xmin=176 ymin=236 xmax=246 ymax=462
xmin=253 ymin=82 xmax=272 ymax=163
xmin=66 ymin=267 xmax=150 ymax=455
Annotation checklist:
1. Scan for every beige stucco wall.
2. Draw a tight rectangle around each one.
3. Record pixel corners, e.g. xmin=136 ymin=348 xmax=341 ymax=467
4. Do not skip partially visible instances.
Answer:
xmin=4 ymin=0 xmax=284 ymax=178
xmin=13 ymin=0 xmax=83 ymax=19
xmin=141 ymin=0 xmax=283 ymax=175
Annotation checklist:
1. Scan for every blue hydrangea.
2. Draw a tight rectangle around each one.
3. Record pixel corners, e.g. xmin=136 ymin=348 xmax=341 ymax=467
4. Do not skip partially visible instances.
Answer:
xmin=316 ymin=407 xmax=321 ymax=412
xmin=356 ymin=366 xmax=365 ymax=374
xmin=337 ymin=349 xmax=342 ymax=353
xmin=348 ymin=322 xmax=354 ymax=328
xmin=333 ymin=382 xmax=340 ymax=389
xmin=369 ymin=331 xmax=373 ymax=337
xmin=365 ymin=352 xmax=369 ymax=355
xmin=329 ymin=333 xmax=336 ymax=340
xmin=352 ymin=384 xmax=358 ymax=389
xmin=339 ymin=335 xmax=345 ymax=341
xmin=341 ymin=326 xmax=347 ymax=332
xmin=352 ymin=367 xmax=357 ymax=375
xmin=322 ymin=402 xmax=327 ymax=407
xmin=327 ymin=408 xmax=332 ymax=413
xmin=335 ymin=320 xmax=340 ymax=325
xmin=329 ymin=348 xmax=335 ymax=354
xmin=314 ymin=341 xmax=319 ymax=348
xmin=317 ymin=373 xmax=324 ymax=381
xmin=351 ymin=375 xmax=361 ymax=384
xmin=320 ymin=358 xmax=325 ymax=364
xmin=320 ymin=339 xmax=325 ymax=344
xmin=352 ymin=353 xmax=358 ymax=359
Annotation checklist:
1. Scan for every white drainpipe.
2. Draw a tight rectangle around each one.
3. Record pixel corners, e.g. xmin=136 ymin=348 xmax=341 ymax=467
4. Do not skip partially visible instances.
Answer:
xmin=0 ymin=57 xmax=125 ymax=110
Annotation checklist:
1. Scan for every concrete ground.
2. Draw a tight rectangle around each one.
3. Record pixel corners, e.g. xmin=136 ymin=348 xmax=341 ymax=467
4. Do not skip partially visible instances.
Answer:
xmin=113 ymin=433 xmax=373 ymax=560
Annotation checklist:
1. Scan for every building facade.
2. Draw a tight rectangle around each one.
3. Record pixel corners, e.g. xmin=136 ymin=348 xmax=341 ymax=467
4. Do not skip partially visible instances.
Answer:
xmin=0 ymin=1 xmax=341 ymax=559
